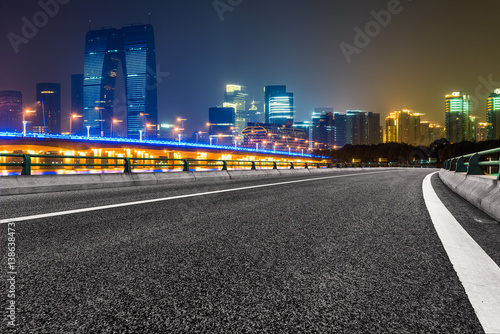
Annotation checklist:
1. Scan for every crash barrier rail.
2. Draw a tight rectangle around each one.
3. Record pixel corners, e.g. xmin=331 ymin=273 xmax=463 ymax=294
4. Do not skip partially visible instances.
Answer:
xmin=442 ymin=147 xmax=500 ymax=180
xmin=0 ymin=153 xmax=415 ymax=175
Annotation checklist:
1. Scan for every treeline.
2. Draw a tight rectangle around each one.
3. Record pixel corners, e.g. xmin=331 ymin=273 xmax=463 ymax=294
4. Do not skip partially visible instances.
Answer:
xmin=316 ymin=140 xmax=500 ymax=163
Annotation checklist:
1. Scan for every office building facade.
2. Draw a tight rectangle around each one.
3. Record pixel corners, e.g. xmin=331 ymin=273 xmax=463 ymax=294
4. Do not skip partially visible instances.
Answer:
xmin=224 ymin=85 xmax=248 ymax=138
xmin=445 ymin=92 xmax=472 ymax=143
xmin=487 ymin=89 xmax=500 ymax=140
xmin=208 ymin=107 xmax=235 ymax=146
xmin=0 ymin=91 xmax=23 ymax=132
xmin=264 ymin=85 xmax=294 ymax=126
xmin=36 ymin=83 xmax=61 ymax=134
xmin=83 ymin=24 xmax=157 ymax=138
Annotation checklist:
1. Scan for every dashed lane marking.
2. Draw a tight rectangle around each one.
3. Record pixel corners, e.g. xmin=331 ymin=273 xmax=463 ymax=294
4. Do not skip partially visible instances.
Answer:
xmin=423 ymin=172 xmax=500 ymax=334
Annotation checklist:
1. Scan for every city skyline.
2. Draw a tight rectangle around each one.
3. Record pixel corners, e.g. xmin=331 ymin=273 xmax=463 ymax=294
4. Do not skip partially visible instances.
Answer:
xmin=2 ymin=0 xmax=500 ymax=135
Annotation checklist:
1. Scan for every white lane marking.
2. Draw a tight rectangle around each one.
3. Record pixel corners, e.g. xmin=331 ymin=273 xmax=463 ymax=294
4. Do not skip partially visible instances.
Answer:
xmin=423 ymin=172 xmax=500 ymax=334
xmin=1 ymin=170 xmax=391 ymax=224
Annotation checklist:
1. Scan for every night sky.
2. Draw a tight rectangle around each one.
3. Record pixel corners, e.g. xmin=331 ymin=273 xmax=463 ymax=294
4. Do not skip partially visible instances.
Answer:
xmin=1 ymin=0 xmax=500 ymax=135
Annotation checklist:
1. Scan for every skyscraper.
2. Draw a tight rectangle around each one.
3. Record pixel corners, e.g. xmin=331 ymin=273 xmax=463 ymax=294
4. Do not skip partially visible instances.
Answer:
xmin=83 ymin=24 xmax=157 ymax=138
xmin=365 ymin=112 xmax=381 ymax=145
xmin=346 ymin=110 xmax=366 ymax=145
xmin=208 ymin=107 xmax=235 ymax=146
xmin=311 ymin=108 xmax=334 ymax=148
xmin=0 ymin=91 xmax=22 ymax=132
xmin=487 ymin=89 xmax=500 ymax=140
xmin=445 ymin=92 xmax=471 ymax=143
xmin=385 ymin=110 xmax=421 ymax=145
xmin=264 ymin=85 xmax=294 ymax=126
xmin=36 ymin=83 xmax=61 ymax=134
xmin=224 ymin=85 xmax=248 ymax=137
xmin=333 ymin=112 xmax=346 ymax=147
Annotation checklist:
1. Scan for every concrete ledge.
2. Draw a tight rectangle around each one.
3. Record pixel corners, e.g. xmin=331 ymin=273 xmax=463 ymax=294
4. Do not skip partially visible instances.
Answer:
xmin=155 ymin=171 xmax=195 ymax=184
xmin=0 ymin=168 xmax=352 ymax=196
xmin=438 ymin=169 xmax=500 ymax=221
xmin=227 ymin=170 xmax=268 ymax=179
xmin=277 ymin=168 xmax=311 ymax=175
xmin=192 ymin=170 xmax=230 ymax=181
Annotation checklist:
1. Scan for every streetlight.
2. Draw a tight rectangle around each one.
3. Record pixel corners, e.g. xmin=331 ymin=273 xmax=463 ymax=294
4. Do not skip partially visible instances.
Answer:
xmin=274 ymin=143 xmax=277 ymax=153
xmin=256 ymin=142 xmax=259 ymax=152
xmin=70 ymin=114 xmax=82 ymax=135
xmin=145 ymin=123 xmax=154 ymax=140
xmin=111 ymin=119 xmax=122 ymax=137
xmin=178 ymin=133 xmax=182 ymax=144
xmin=139 ymin=130 xmax=143 ymax=142
xmin=177 ymin=118 xmax=186 ymax=142
xmin=22 ymin=121 xmax=28 ymax=136
xmin=86 ymin=125 xmax=91 ymax=139
xmin=234 ymin=136 xmax=239 ymax=148
xmin=94 ymin=106 xmax=104 ymax=137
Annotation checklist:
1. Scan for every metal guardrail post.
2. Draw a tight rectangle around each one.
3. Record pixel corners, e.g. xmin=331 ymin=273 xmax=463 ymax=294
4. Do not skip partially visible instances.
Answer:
xmin=222 ymin=161 xmax=228 ymax=171
xmin=123 ymin=158 xmax=132 ymax=173
xmin=467 ymin=153 xmax=484 ymax=175
xmin=183 ymin=159 xmax=189 ymax=172
xmin=290 ymin=162 xmax=294 ymax=169
xmin=455 ymin=157 xmax=467 ymax=173
xmin=21 ymin=154 xmax=31 ymax=175
xmin=251 ymin=161 xmax=256 ymax=170
xmin=273 ymin=162 xmax=277 ymax=169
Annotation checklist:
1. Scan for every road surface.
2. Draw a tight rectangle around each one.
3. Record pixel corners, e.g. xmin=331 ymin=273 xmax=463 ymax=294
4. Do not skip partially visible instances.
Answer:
xmin=1 ymin=169 xmax=499 ymax=333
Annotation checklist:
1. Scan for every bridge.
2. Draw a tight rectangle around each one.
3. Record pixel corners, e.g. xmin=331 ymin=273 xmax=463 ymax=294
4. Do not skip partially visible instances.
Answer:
xmin=1 ymin=144 xmax=499 ymax=332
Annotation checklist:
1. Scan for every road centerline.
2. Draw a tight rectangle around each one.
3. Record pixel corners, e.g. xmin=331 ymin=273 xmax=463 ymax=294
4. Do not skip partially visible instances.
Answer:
xmin=423 ymin=172 xmax=500 ymax=334
xmin=1 ymin=170 xmax=391 ymax=224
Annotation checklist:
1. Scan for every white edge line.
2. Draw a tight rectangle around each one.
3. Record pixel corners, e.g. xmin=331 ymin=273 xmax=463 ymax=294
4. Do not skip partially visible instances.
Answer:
xmin=1 ymin=171 xmax=390 ymax=224
xmin=423 ymin=172 xmax=500 ymax=334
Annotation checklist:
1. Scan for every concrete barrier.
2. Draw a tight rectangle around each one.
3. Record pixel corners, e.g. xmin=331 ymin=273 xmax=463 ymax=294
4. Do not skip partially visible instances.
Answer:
xmin=439 ymin=169 xmax=500 ymax=222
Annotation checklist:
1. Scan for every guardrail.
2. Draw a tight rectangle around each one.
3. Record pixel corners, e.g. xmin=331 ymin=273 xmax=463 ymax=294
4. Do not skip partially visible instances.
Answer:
xmin=443 ymin=147 xmax=500 ymax=179
xmin=0 ymin=153 xmax=423 ymax=175
xmin=0 ymin=153 xmax=334 ymax=175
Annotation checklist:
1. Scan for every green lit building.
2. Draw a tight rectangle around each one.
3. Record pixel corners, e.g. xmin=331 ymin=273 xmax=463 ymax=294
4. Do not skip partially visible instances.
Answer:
xmin=445 ymin=92 xmax=471 ymax=143
xmin=487 ymin=89 xmax=500 ymax=140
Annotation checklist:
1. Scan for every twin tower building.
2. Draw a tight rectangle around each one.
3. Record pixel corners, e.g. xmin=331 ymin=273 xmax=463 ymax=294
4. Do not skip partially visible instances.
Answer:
xmin=83 ymin=24 xmax=158 ymax=139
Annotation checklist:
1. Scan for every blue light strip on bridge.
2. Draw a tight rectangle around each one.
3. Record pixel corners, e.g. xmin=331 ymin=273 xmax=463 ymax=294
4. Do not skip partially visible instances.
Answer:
xmin=0 ymin=131 xmax=324 ymax=159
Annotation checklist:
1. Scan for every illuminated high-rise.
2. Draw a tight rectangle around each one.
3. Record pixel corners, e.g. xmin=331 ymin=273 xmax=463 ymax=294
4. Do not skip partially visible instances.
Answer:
xmin=36 ymin=83 xmax=61 ymax=134
xmin=445 ymin=92 xmax=471 ymax=143
xmin=487 ymin=89 xmax=500 ymax=140
xmin=385 ymin=110 xmax=421 ymax=145
xmin=83 ymin=24 xmax=157 ymax=138
xmin=311 ymin=108 xmax=334 ymax=148
xmin=0 ymin=91 xmax=23 ymax=132
xmin=264 ymin=85 xmax=294 ymax=126
xmin=208 ymin=107 xmax=235 ymax=146
xmin=224 ymin=85 xmax=248 ymax=137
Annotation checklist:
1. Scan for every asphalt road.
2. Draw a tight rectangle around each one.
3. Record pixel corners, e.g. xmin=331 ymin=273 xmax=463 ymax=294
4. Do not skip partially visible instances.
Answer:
xmin=0 ymin=169 xmax=497 ymax=333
